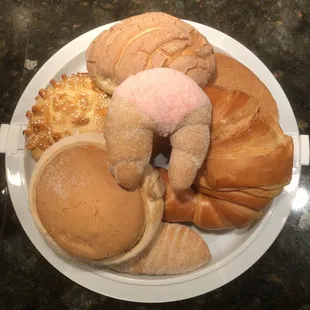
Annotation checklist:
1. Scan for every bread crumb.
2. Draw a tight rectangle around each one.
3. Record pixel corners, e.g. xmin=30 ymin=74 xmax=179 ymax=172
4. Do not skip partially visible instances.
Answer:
xmin=24 ymin=59 xmax=38 ymax=71
xmin=299 ymin=210 xmax=310 ymax=230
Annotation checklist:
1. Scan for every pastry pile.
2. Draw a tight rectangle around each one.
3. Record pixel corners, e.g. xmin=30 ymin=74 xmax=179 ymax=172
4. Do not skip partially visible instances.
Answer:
xmin=24 ymin=12 xmax=293 ymax=276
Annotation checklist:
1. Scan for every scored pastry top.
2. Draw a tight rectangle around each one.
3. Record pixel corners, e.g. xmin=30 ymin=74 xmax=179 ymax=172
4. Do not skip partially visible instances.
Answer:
xmin=86 ymin=12 xmax=216 ymax=94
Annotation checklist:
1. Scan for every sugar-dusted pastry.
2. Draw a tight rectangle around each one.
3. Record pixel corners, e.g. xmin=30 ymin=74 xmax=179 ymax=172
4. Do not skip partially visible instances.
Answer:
xmin=110 ymin=223 xmax=211 ymax=275
xmin=211 ymin=53 xmax=279 ymax=120
xmin=161 ymin=85 xmax=293 ymax=230
xmin=104 ymin=68 xmax=212 ymax=191
xmin=29 ymin=133 xmax=164 ymax=266
xmin=86 ymin=12 xmax=216 ymax=94
xmin=23 ymin=73 xmax=110 ymax=160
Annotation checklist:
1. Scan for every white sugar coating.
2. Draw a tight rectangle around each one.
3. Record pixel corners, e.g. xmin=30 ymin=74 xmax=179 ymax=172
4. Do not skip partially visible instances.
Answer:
xmin=38 ymin=147 xmax=93 ymax=202
xmin=113 ymin=68 xmax=211 ymax=135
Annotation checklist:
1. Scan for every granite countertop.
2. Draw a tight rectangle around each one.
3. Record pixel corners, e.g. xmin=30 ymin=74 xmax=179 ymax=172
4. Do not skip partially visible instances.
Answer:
xmin=0 ymin=0 xmax=309 ymax=309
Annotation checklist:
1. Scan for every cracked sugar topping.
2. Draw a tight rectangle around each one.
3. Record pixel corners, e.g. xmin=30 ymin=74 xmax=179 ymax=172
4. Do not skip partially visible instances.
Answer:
xmin=35 ymin=145 xmax=145 ymax=261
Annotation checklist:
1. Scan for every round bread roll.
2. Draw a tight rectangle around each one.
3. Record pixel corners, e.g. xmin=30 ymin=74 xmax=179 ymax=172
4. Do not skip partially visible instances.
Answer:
xmin=29 ymin=133 xmax=164 ymax=266
xmin=24 ymin=73 xmax=110 ymax=161
xmin=86 ymin=12 xmax=215 ymax=94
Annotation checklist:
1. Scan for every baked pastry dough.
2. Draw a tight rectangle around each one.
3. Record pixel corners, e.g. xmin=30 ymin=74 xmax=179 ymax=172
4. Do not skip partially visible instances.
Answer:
xmin=29 ymin=133 xmax=164 ymax=266
xmin=104 ymin=68 xmax=212 ymax=191
xmin=87 ymin=12 xmax=215 ymax=94
xmin=24 ymin=73 xmax=110 ymax=160
xmin=29 ymin=133 xmax=211 ymax=274
xmin=110 ymin=223 xmax=211 ymax=275
xmin=161 ymin=85 xmax=293 ymax=229
xmin=199 ymin=85 xmax=293 ymax=190
xmin=211 ymin=53 xmax=279 ymax=121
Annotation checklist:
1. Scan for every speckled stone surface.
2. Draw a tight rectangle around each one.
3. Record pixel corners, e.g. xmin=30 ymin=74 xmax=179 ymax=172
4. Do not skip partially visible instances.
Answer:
xmin=0 ymin=0 xmax=310 ymax=309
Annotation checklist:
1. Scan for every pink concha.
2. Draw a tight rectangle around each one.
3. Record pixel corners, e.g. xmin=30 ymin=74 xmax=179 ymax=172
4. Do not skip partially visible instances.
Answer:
xmin=113 ymin=68 xmax=211 ymax=135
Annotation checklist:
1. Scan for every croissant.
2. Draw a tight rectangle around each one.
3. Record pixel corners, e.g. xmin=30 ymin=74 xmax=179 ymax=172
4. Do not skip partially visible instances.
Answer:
xmin=161 ymin=85 xmax=293 ymax=230
xmin=200 ymin=85 xmax=293 ymax=190
xmin=110 ymin=223 xmax=211 ymax=275
xmin=23 ymin=73 xmax=110 ymax=160
xmin=104 ymin=68 xmax=212 ymax=191
xmin=211 ymin=53 xmax=279 ymax=121
xmin=161 ymin=169 xmax=262 ymax=229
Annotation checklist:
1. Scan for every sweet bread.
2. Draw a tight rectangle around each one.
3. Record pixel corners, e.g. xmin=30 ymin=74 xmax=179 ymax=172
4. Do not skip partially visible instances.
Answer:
xmin=29 ymin=133 xmax=164 ymax=265
xmin=111 ymin=223 xmax=211 ymax=275
xmin=87 ymin=12 xmax=215 ymax=94
xmin=24 ymin=73 xmax=110 ymax=160
xmin=104 ymin=68 xmax=212 ymax=191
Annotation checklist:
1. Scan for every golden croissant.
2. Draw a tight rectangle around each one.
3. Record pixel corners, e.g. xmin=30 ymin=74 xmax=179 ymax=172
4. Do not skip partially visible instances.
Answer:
xmin=162 ymin=85 xmax=293 ymax=229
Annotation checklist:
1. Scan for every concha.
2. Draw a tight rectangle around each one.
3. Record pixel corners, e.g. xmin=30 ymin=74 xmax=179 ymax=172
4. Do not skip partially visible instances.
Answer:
xmin=86 ymin=12 xmax=216 ymax=94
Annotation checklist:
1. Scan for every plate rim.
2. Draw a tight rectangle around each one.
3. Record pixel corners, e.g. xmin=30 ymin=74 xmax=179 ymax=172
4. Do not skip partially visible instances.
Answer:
xmin=5 ymin=20 xmax=300 ymax=302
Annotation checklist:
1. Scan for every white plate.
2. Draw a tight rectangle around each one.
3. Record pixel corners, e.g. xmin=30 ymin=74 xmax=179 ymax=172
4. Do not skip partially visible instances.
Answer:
xmin=5 ymin=21 xmax=301 ymax=302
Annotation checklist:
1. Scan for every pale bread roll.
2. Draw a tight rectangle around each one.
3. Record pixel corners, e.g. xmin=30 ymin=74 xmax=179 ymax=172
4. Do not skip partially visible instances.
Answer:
xmin=29 ymin=133 xmax=164 ymax=266
xmin=86 ymin=12 xmax=215 ymax=94
xmin=110 ymin=223 xmax=211 ymax=275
